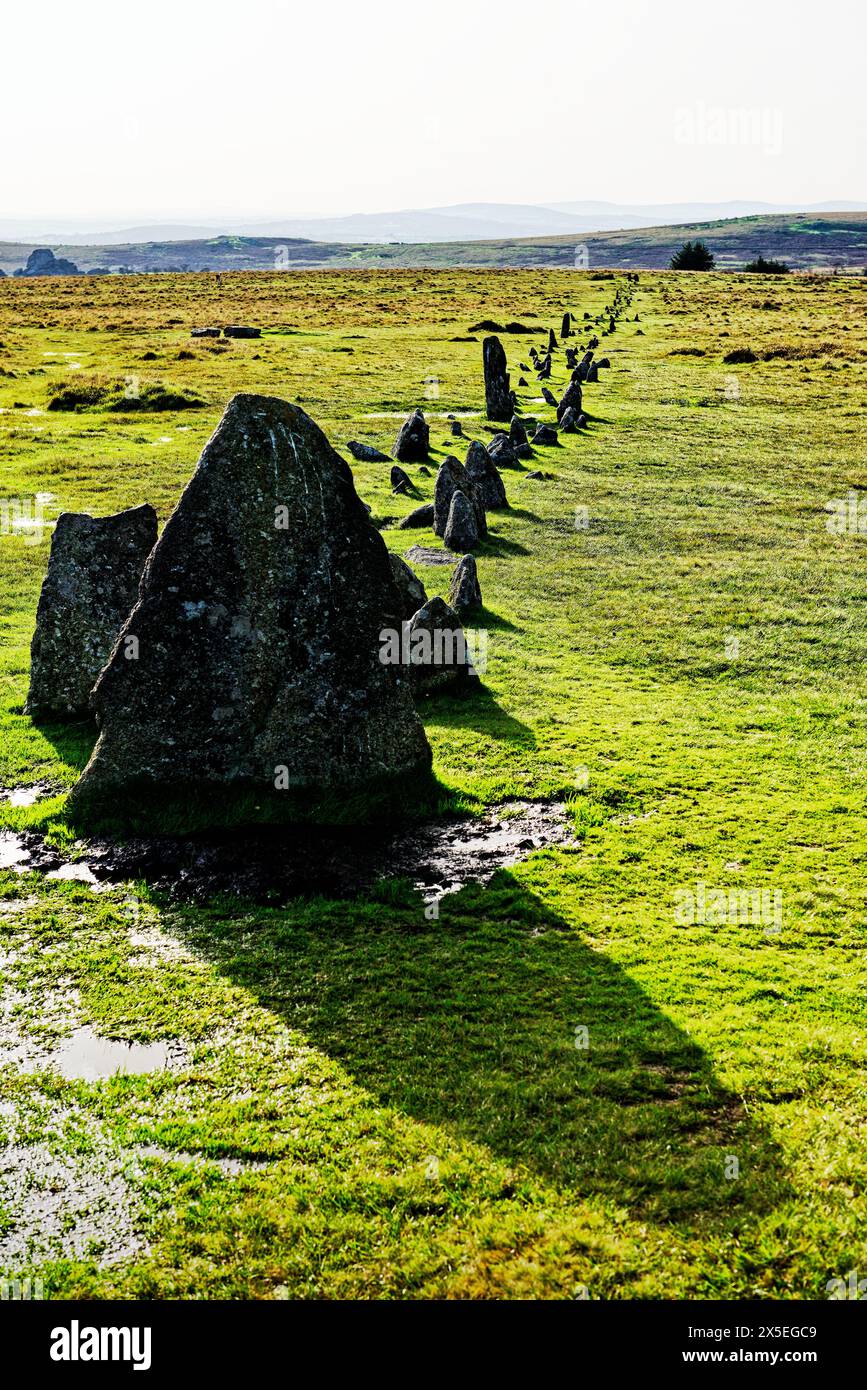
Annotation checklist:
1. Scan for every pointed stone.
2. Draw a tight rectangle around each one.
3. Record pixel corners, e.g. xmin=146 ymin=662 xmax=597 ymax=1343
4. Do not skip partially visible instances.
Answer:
xmin=390 ymin=554 xmax=428 ymax=620
xmin=26 ymin=504 xmax=158 ymax=720
xmin=393 ymin=408 xmax=429 ymax=462
xmin=447 ymin=554 xmax=482 ymax=615
xmin=483 ymin=336 xmax=512 ymax=420
xmin=68 ymin=394 xmax=431 ymax=824
xmin=443 ymin=491 xmax=480 ymax=553
xmin=406 ymin=597 xmax=476 ymax=694
xmin=465 ymin=440 xmax=508 ymax=510
xmin=433 ymin=457 xmax=487 ymax=539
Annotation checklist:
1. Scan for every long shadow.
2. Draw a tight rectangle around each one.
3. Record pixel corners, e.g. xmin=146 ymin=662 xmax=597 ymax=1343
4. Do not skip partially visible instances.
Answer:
xmin=173 ymin=872 xmax=787 ymax=1224
xmin=420 ymin=683 xmax=537 ymax=748
xmin=27 ymin=714 xmax=95 ymax=772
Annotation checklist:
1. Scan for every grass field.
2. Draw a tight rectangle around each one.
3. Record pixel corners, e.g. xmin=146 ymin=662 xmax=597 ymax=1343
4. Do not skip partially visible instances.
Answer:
xmin=0 ymin=266 xmax=865 ymax=1299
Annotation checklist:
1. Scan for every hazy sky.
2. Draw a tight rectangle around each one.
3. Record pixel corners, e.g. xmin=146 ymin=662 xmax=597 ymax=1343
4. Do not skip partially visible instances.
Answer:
xmin=4 ymin=0 xmax=864 ymax=222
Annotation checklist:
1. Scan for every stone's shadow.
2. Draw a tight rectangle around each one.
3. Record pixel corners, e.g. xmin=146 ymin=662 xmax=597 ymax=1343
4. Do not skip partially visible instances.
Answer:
xmin=29 ymin=715 xmax=96 ymax=772
xmin=475 ymin=606 xmax=518 ymax=633
xmin=176 ymin=873 xmax=786 ymax=1219
xmin=421 ymin=683 xmax=536 ymax=748
xmin=476 ymin=533 xmax=531 ymax=558
xmin=502 ymin=507 xmax=541 ymax=523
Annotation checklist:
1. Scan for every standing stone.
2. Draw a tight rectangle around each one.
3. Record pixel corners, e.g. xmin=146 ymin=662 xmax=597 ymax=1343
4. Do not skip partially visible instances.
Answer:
xmin=447 ymin=554 xmax=482 ymax=615
xmin=560 ymin=407 xmax=577 ymax=432
xmin=26 ymin=505 xmax=158 ymax=720
xmin=389 ymin=554 xmax=428 ymax=620
xmin=390 ymin=465 xmax=413 ymax=494
xmin=488 ymin=434 xmax=518 ymax=469
xmin=547 ymin=328 xmax=557 ymax=352
xmin=406 ymin=597 xmax=476 ymax=695
xmin=509 ymin=415 xmax=529 ymax=449
xmin=393 ymin=408 xmax=429 ymax=462
xmin=531 ymin=424 xmax=558 ymax=446
xmin=443 ymin=492 xmax=480 ymax=553
xmin=561 ymin=312 xmax=572 ymax=339
xmin=557 ymin=377 xmax=583 ymax=423
xmin=483 ymin=336 xmax=512 ymax=420
xmin=586 ymin=363 xmax=599 ymax=382
xmin=541 ymin=386 xmax=558 ymax=409
xmin=433 ymin=457 xmax=487 ymax=539
xmin=68 ymin=394 xmax=431 ymax=822
xmin=450 ymin=419 xmax=463 ymax=437
xmin=465 ymin=441 xmax=508 ymax=510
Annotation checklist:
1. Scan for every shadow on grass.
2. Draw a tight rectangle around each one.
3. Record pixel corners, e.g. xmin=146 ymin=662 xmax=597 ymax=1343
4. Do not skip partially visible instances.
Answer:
xmin=420 ymin=682 xmax=536 ymax=748
xmin=176 ymin=871 xmax=787 ymax=1223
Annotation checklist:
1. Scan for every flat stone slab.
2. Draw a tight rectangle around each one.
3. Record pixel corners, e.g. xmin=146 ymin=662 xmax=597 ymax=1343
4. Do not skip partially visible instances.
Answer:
xmin=405 ymin=545 xmax=460 ymax=567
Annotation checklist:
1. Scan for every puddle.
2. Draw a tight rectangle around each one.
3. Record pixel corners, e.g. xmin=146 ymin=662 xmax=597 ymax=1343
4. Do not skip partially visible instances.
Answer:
xmin=0 ymin=1101 xmax=146 ymax=1264
xmin=2 ymin=801 xmax=574 ymax=905
xmin=0 ymin=831 xmax=34 ymax=870
xmin=53 ymin=1026 xmax=181 ymax=1080
xmin=46 ymin=861 xmax=100 ymax=885
xmin=2 ymin=782 xmax=55 ymax=807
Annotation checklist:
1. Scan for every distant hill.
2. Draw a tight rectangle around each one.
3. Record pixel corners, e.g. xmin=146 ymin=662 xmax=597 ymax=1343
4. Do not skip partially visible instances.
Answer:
xmin=1 ymin=212 xmax=866 ymax=277
xmin=2 ymin=200 xmax=866 ymax=246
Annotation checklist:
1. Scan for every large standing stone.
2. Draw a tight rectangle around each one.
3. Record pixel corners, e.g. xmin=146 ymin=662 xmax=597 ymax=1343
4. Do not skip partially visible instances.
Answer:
xmin=483 ymin=336 xmax=512 ymax=420
xmin=393 ymin=408 xmax=429 ymax=462
xmin=433 ymin=457 xmax=487 ymax=539
xmin=67 ymin=394 xmax=431 ymax=822
xmin=561 ymin=312 xmax=572 ymax=339
xmin=25 ymin=505 xmax=158 ymax=720
xmin=465 ymin=441 xmax=508 ymax=510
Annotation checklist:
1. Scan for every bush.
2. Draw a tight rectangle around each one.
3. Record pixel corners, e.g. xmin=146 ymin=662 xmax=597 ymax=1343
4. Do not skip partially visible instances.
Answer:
xmin=743 ymin=256 xmax=790 ymax=274
xmin=670 ymin=241 xmax=715 ymax=271
xmin=47 ymin=374 xmax=206 ymax=413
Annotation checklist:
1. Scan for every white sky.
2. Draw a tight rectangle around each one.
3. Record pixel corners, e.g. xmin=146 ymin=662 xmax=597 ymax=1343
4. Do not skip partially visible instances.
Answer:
xmin=3 ymin=0 xmax=864 ymax=222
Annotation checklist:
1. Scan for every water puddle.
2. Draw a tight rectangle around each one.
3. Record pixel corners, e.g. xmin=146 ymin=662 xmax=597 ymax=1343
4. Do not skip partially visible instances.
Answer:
xmin=52 ymin=1026 xmax=181 ymax=1080
xmin=2 ymin=782 xmax=55 ymax=807
xmin=1 ymin=802 xmax=574 ymax=905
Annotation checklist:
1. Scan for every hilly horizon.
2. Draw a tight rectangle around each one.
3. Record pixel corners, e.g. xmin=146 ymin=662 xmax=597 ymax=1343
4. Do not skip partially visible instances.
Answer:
xmin=3 ymin=198 xmax=867 ymax=246
xmin=2 ymin=211 xmax=867 ymax=277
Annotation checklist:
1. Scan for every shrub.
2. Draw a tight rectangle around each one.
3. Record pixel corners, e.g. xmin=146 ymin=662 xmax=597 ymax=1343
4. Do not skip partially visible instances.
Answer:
xmin=46 ymin=374 xmax=206 ymax=413
xmin=744 ymin=256 xmax=790 ymax=274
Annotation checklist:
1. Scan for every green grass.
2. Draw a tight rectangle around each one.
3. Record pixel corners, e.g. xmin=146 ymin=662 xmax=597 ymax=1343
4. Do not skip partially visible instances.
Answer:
xmin=0 ymin=266 xmax=865 ymax=1298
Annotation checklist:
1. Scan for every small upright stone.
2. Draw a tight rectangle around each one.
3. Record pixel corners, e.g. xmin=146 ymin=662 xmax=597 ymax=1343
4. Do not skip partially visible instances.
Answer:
xmin=541 ymin=386 xmax=558 ymax=409
xmin=26 ymin=505 xmax=158 ymax=720
xmin=443 ymin=491 xmax=480 ymax=553
xmin=433 ymin=457 xmax=487 ymax=539
xmin=389 ymin=554 xmax=429 ymax=620
xmin=390 ymin=465 xmax=413 ymax=494
xmin=450 ymin=419 xmax=463 ymax=437
xmin=465 ymin=441 xmax=508 ymax=510
xmin=531 ymin=424 xmax=558 ymax=446
xmin=547 ymin=328 xmax=557 ymax=352
xmin=448 ymin=554 xmax=482 ymax=615
xmin=406 ymin=597 xmax=476 ymax=695
xmin=557 ymin=377 xmax=583 ymax=423
xmin=561 ymin=312 xmax=572 ymax=339
xmin=483 ymin=336 xmax=512 ymax=420
xmin=509 ymin=415 xmax=529 ymax=449
xmin=393 ymin=408 xmax=429 ymax=462
xmin=487 ymin=433 xmax=518 ymax=469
